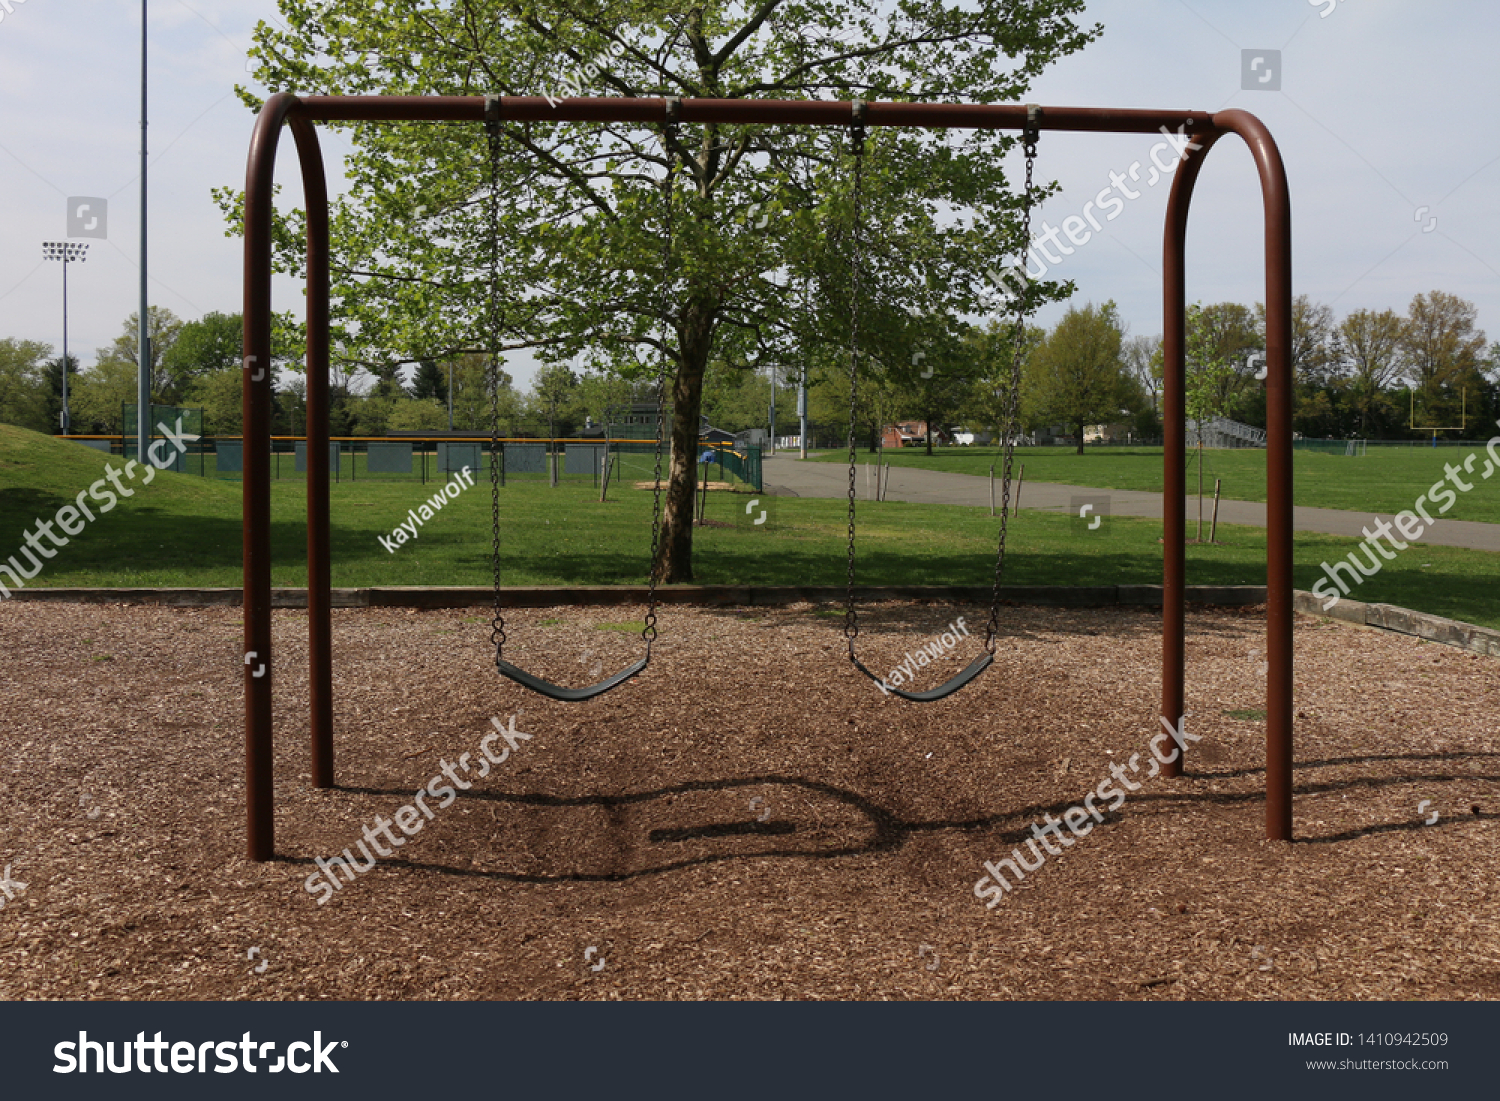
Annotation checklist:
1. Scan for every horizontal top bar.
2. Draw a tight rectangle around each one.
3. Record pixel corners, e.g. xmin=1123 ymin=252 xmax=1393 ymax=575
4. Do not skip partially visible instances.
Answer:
xmin=286 ymin=95 xmax=1214 ymax=134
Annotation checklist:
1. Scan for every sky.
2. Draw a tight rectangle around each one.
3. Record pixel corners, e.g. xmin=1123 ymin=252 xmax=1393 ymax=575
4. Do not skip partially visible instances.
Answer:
xmin=1 ymin=0 xmax=1496 ymax=397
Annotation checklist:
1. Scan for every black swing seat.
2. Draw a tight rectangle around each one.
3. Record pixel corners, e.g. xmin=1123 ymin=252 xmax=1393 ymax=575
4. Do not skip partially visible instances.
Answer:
xmin=495 ymin=655 xmax=648 ymax=702
xmin=850 ymin=651 xmax=993 ymax=703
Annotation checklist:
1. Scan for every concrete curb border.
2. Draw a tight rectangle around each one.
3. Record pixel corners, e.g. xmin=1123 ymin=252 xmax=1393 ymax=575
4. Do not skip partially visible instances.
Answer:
xmin=9 ymin=584 xmax=1494 ymax=658
xmin=1291 ymin=591 xmax=1500 ymax=658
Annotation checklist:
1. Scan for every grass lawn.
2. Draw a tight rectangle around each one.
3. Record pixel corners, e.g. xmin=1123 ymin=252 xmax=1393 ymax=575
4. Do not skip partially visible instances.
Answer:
xmin=4 ymin=424 xmax=1499 ymax=628
xmin=808 ymin=442 xmax=1500 ymax=522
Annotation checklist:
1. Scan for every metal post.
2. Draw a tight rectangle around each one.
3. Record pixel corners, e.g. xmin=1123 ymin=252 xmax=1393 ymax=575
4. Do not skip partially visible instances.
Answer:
xmin=799 ymin=365 xmax=808 ymax=459
xmin=243 ymin=93 xmax=301 ymax=861
xmin=61 ymin=255 xmax=69 ymax=434
xmin=44 ymin=243 xmax=88 ymax=434
xmin=137 ymin=0 xmax=150 ymax=467
xmin=1160 ymin=127 xmax=1209 ymax=782
xmin=292 ymin=117 xmax=334 ymax=791
xmin=1160 ymin=111 xmax=1293 ymax=840
xmin=768 ymin=364 xmax=776 ymax=454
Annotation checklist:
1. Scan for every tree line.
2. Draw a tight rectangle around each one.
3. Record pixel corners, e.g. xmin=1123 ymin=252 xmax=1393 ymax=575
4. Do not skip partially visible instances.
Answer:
xmin=0 ymin=308 xmax=661 ymax=439
xmin=5 ymin=289 xmax=1493 ymax=453
xmin=779 ymin=289 xmax=1497 ymax=455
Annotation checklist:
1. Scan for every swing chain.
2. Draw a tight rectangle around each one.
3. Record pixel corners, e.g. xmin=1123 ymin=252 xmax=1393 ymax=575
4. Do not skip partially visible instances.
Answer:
xmin=643 ymin=101 xmax=679 ymax=652
xmin=484 ymin=104 xmax=508 ymax=659
xmin=985 ymin=104 xmax=1039 ymax=655
xmin=844 ymin=102 xmax=867 ymax=654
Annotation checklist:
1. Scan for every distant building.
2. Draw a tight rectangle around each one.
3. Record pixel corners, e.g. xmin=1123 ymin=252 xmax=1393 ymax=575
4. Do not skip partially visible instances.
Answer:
xmin=582 ymin=401 xmax=736 ymax=445
xmin=880 ymin=420 xmax=945 ymax=448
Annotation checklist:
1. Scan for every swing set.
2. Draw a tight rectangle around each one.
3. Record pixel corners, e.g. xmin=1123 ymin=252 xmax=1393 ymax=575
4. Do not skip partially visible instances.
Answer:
xmin=241 ymin=94 xmax=1296 ymax=861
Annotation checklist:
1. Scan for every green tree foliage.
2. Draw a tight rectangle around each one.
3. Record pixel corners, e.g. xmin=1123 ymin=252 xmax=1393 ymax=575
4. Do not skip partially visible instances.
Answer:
xmin=962 ymin=320 xmax=1042 ymax=443
xmin=192 ymin=368 xmax=246 ymax=436
xmin=446 ymin=354 xmax=519 ymax=432
xmin=227 ymin=0 xmax=1097 ymax=580
xmin=386 ymin=395 xmax=450 ymax=431
xmin=163 ymin=311 xmax=241 ymax=399
xmin=1024 ymin=301 xmax=1136 ymax=455
xmin=701 ymin=361 xmax=787 ymax=435
xmin=410 ymin=359 xmax=449 ymax=403
xmin=71 ymin=354 xmax=140 ymax=434
xmin=1339 ymin=307 xmax=1405 ymax=437
xmin=91 ymin=307 xmax=184 ymax=402
xmin=0 ymin=338 xmax=54 ymax=432
xmin=1401 ymin=290 xmax=1487 ymax=432
xmin=576 ymin=369 xmax=645 ymax=432
xmin=526 ymin=363 xmax=584 ymax=437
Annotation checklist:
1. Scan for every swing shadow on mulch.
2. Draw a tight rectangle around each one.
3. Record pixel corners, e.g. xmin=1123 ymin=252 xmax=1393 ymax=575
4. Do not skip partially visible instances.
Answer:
xmin=284 ymin=755 xmax=1497 ymax=883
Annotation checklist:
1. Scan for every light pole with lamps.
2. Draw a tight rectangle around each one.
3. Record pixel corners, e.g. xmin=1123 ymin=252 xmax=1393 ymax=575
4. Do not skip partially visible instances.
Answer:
xmin=42 ymin=241 xmax=88 ymax=435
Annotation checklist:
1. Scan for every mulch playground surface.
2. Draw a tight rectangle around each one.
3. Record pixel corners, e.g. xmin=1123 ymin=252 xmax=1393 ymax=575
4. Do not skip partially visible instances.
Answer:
xmin=1 ymin=598 xmax=1497 ymax=1001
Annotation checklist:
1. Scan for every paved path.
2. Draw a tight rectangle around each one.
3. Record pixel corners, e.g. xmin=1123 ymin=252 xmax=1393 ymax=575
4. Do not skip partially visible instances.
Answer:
xmin=760 ymin=453 xmax=1500 ymax=552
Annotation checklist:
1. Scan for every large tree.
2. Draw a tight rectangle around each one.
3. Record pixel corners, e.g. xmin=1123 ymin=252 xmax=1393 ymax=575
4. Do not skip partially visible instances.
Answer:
xmin=1339 ymin=307 xmax=1404 ymax=436
xmin=70 ymin=354 xmax=139 ymax=434
xmin=94 ymin=307 xmax=183 ymax=402
xmin=228 ymin=0 xmax=1096 ymax=580
xmin=1401 ymin=290 xmax=1487 ymax=433
xmin=0 ymin=339 xmax=54 ymax=432
xmin=162 ymin=311 xmax=242 ymax=399
xmin=1024 ymin=301 xmax=1135 ymax=455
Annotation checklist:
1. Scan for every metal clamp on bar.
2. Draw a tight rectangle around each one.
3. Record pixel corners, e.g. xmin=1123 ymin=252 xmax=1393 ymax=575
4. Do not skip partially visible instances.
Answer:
xmin=484 ymin=94 xmax=502 ymax=124
xmin=1023 ymin=103 xmax=1041 ymax=153
xmin=664 ymin=96 xmax=681 ymax=124
xmin=850 ymin=100 xmax=868 ymax=155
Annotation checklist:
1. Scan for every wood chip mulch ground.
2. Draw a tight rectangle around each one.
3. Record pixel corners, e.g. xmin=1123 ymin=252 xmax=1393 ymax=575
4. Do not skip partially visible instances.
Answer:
xmin=1 ymin=598 xmax=1496 ymax=1001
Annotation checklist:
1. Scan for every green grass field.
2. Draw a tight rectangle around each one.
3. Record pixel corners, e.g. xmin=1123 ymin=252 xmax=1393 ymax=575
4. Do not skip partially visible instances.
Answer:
xmin=4 ymin=424 xmax=1499 ymax=628
xmin=810 ymin=443 xmax=1500 ymax=522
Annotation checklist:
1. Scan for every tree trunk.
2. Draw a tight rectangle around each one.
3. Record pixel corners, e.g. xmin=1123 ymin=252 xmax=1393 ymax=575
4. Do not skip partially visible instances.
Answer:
xmin=1075 ymin=420 xmax=1085 ymax=455
xmin=658 ymin=295 xmax=715 ymax=584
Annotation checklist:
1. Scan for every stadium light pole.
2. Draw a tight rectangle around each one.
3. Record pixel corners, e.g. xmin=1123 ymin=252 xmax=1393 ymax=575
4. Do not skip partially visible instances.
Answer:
xmin=767 ymin=363 xmax=776 ymax=454
xmin=799 ymin=365 xmax=808 ymax=459
xmin=137 ymin=0 xmax=150 ymax=463
xmin=42 ymin=242 xmax=88 ymax=435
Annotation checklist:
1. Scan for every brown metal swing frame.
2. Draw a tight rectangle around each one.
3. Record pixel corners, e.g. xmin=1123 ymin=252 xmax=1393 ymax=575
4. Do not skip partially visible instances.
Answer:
xmin=241 ymin=95 xmax=1295 ymax=860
